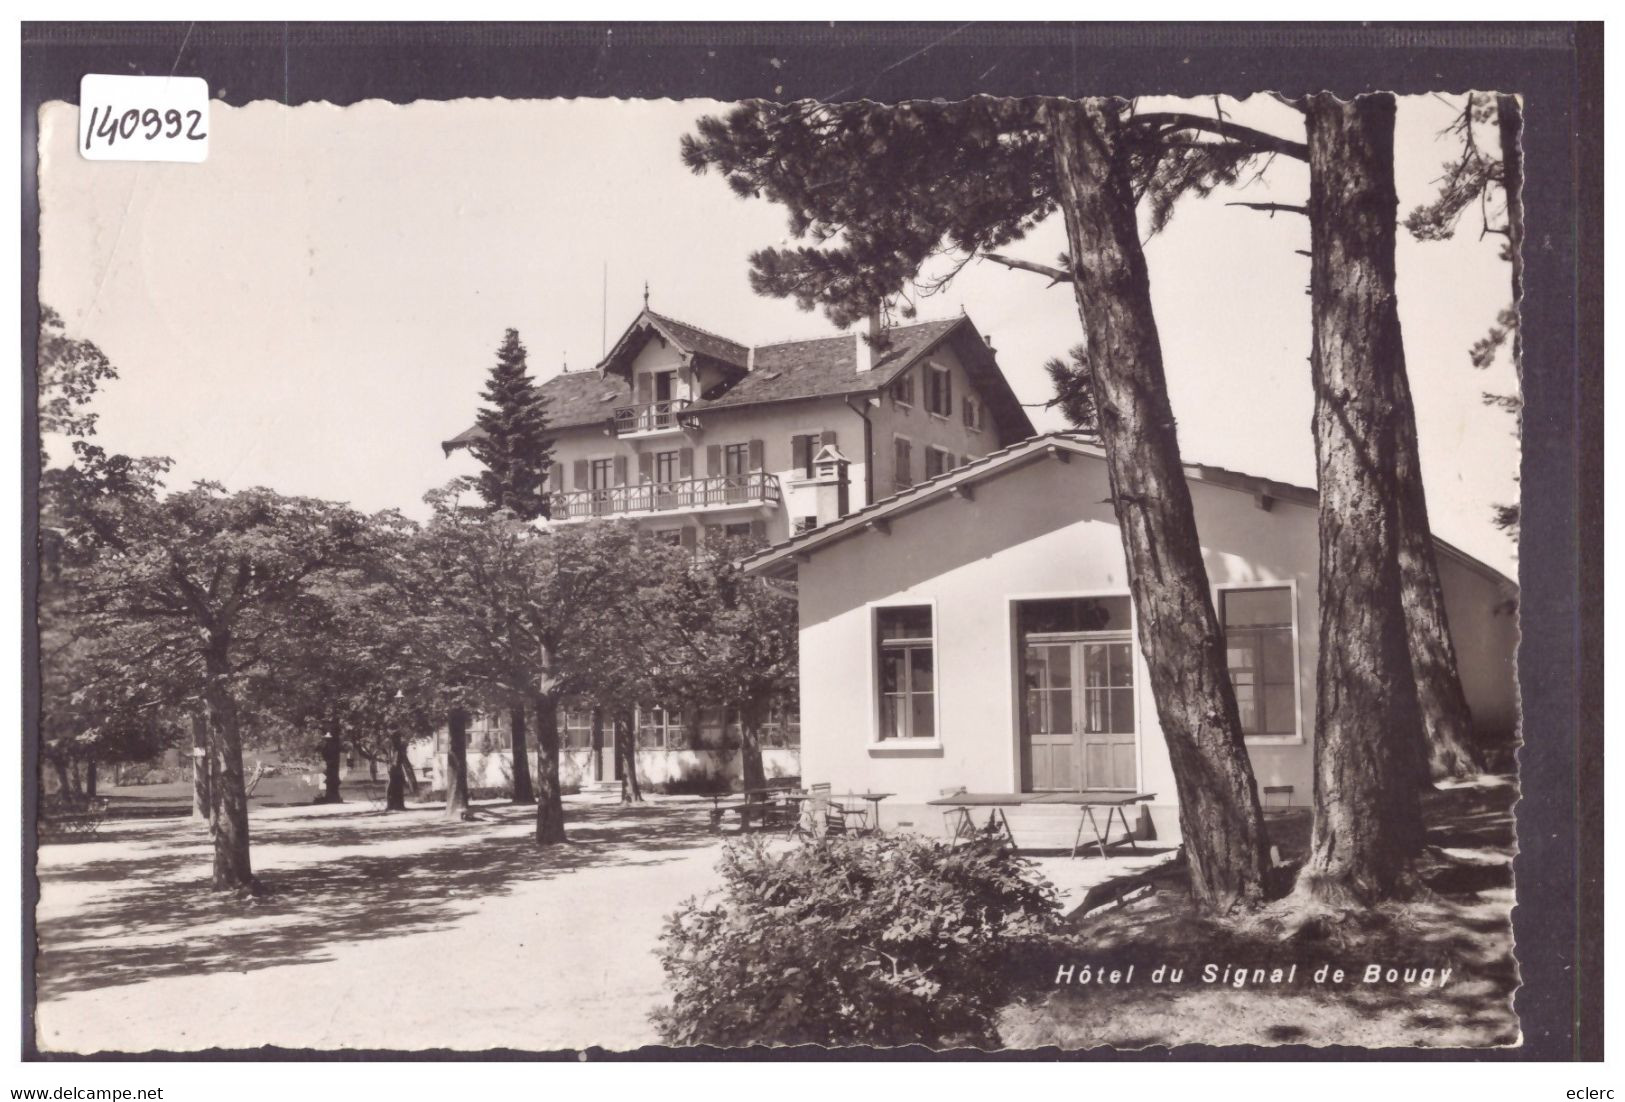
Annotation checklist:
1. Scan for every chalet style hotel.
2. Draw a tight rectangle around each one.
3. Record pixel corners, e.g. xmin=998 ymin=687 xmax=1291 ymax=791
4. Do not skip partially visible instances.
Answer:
xmin=426 ymin=306 xmax=1035 ymax=792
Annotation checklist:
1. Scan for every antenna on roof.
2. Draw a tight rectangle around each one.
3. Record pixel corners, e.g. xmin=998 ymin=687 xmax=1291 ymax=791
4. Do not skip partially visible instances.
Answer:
xmin=643 ymin=280 xmax=650 ymax=310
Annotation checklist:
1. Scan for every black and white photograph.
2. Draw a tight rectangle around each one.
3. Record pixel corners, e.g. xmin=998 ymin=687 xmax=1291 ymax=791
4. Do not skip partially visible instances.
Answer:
xmin=19 ymin=20 xmax=1601 ymax=1070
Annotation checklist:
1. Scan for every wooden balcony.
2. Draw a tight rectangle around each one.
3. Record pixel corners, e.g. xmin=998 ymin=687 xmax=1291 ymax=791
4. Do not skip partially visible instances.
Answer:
xmin=551 ymin=472 xmax=781 ymax=520
xmin=612 ymin=398 xmax=694 ymax=436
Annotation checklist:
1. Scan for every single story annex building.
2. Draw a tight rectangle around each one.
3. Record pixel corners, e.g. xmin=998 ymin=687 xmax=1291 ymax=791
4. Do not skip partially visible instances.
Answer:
xmin=741 ymin=430 xmax=1519 ymax=845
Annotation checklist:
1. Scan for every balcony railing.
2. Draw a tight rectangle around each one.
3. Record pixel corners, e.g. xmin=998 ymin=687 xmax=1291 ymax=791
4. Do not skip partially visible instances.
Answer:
xmin=551 ymin=472 xmax=781 ymax=520
xmin=612 ymin=398 xmax=693 ymax=435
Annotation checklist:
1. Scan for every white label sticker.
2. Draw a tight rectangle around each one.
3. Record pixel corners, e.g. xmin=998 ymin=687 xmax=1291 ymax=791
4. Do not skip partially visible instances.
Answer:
xmin=78 ymin=74 xmax=210 ymax=163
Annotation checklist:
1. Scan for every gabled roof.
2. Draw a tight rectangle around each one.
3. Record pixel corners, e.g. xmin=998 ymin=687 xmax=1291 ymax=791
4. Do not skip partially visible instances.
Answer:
xmin=443 ymin=309 xmax=1035 ymax=449
xmin=741 ymin=430 xmax=1516 ymax=590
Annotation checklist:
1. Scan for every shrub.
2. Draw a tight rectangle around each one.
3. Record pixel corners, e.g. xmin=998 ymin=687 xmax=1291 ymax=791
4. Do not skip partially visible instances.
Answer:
xmin=652 ymin=833 xmax=1061 ymax=1048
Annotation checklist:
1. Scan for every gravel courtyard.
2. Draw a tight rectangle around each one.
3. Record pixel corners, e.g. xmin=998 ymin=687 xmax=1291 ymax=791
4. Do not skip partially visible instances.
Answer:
xmin=34 ymin=795 xmax=735 ymax=1053
xmin=33 ymin=794 xmax=1171 ymax=1054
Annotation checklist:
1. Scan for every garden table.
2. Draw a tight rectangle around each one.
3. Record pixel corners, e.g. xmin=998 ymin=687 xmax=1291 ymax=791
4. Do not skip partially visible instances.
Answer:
xmin=1028 ymin=791 xmax=1156 ymax=860
xmin=926 ymin=791 xmax=1156 ymax=858
xmin=782 ymin=791 xmax=893 ymax=835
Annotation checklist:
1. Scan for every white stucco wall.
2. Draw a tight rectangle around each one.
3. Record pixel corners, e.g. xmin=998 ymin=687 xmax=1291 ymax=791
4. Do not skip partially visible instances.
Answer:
xmin=793 ymin=448 xmax=1517 ymax=843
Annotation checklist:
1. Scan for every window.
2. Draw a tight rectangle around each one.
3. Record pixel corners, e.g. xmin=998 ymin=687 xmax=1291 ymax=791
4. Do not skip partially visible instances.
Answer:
xmin=1221 ymin=587 xmax=1298 ymax=737
xmin=876 ymin=605 xmax=934 ymax=740
xmin=793 ymin=516 xmax=817 ymax=535
xmin=894 ymin=436 xmax=913 ymax=489
xmin=926 ymin=364 xmax=953 ymax=417
xmin=652 ymin=528 xmax=683 ymax=546
xmin=560 ymin=709 xmax=595 ymax=749
xmin=760 ymin=701 xmax=801 ymax=748
xmin=724 ymin=522 xmax=753 ymax=540
xmin=891 ymin=371 xmax=915 ymax=407
xmin=654 ymin=449 xmax=680 ymax=485
xmin=723 ymin=443 xmax=750 ymax=476
xmin=924 ymin=445 xmax=954 ymax=480
xmin=791 ymin=433 xmax=818 ymax=478
xmin=637 ymin=705 xmax=688 ymax=749
xmin=590 ymin=459 xmax=614 ymax=488
xmin=963 ymin=394 xmax=984 ymax=431
xmin=472 ymin=711 xmax=511 ymax=753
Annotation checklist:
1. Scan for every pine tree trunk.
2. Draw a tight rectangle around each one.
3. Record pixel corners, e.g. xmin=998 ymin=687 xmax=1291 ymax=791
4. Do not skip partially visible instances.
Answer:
xmin=509 ymin=701 xmax=536 ymax=804
xmin=445 ymin=707 xmax=473 ymax=822
xmin=386 ymin=736 xmax=409 ymax=812
xmin=204 ymin=634 xmax=254 ymax=891
xmin=1394 ymin=365 xmax=1481 ymax=781
xmin=1295 ymin=93 xmax=1427 ymax=906
xmin=51 ymin=759 xmax=71 ymax=799
xmin=532 ymin=693 xmax=568 ymax=845
xmin=84 ymin=759 xmax=97 ymax=798
xmin=191 ymin=712 xmax=211 ymax=822
xmin=1046 ymin=97 xmax=1270 ymax=913
xmin=614 ymin=711 xmax=644 ymax=804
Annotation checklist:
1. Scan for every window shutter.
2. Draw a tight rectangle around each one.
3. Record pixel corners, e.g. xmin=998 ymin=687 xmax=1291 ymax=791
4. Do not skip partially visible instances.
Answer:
xmin=748 ymin=439 xmax=764 ymax=471
xmin=573 ymin=459 xmax=589 ymax=489
xmin=679 ymin=527 xmax=697 ymax=551
xmin=613 ymin=455 xmax=628 ymax=486
xmin=637 ymin=373 xmax=653 ymax=405
xmin=820 ymin=428 xmax=837 ymax=446
xmin=679 ymin=447 xmax=694 ymax=478
xmin=944 ymin=371 xmax=953 ymax=411
xmin=637 ymin=451 xmax=653 ymax=482
xmin=707 ymin=444 xmax=723 ymax=477
xmin=791 ymin=434 xmax=810 ymax=473
xmin=749 ymin=519 xmax=767 ymax=543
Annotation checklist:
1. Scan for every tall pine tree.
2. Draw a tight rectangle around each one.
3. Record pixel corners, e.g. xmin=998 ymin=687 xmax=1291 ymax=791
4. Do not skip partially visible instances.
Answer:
xmin=467 ymin=328 xmax=554 ymax=803
xmin=470 ymin=328 xmax=554 ymax=521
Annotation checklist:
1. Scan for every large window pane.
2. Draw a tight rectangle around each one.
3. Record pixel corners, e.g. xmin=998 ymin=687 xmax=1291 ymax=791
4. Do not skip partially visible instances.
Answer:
xmin=1261 ymin=630 xmax=1295 ymax=683
xmin=910 ymin=646 xmax=934 ymax=692
xmin=1018 ymin=596 xmax=1131 ymax=635
xmin=1107 ymin=688 xmax=1136 ymax=734
xmin=1107 ymin=643 xmax=1133 ymax=686
xmin=1262 ymin=685 xmax=1296 ymax=735
xmin=911 ymin=693 xmax=935 ymax=739
xmin=878 ymin=605 xmax=932 ymax=640
xmin=1222 ymin=587 xmax=1292 ymax=627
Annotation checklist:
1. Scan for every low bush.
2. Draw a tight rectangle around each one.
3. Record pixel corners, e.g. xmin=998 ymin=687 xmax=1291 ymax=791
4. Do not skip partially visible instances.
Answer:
xmin=652 ymin=833 xmax=1062 ymax=1048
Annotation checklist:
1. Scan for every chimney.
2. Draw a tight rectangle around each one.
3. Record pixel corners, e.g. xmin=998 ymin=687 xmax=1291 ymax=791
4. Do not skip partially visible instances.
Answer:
xmin=984 ymin=333 xmax=996 ymax=354
xmin=810 ymin=443 xmax=851 ymax=526
xmin=854 ymin=309 xmax=884 ymax=374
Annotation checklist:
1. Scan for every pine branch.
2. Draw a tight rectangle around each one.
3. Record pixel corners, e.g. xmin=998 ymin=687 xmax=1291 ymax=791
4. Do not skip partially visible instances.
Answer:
xmin=1128 ymin=112 xmax=1308 ymax=162
xmin=980 ymin=252 xmax=1072 ymax=285
xmin=1224 ymin=201 xmax=1309 ymax=217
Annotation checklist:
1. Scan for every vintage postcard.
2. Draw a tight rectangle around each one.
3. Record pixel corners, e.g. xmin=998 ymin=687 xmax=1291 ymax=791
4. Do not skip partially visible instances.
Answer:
xmin=25 ymin=23 xmax=1590 ymax=1066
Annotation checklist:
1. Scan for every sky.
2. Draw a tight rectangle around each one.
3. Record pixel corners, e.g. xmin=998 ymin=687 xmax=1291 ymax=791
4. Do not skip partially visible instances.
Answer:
xmin=37 ymin=94 xmax=1521 ymax=578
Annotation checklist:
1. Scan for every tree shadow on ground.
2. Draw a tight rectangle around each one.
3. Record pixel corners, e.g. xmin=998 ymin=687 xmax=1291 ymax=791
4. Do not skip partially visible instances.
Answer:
xmin=1000 ymin=779 xmax=1521 ymax=1050
xmin=36 ymin=803 xmax=721 ymax=1001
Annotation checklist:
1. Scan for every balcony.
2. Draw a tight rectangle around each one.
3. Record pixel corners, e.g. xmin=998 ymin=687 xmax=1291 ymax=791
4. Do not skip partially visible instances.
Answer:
xmin=551 ymin=472 xmax=781 ymax=521
xmin=612 ymin=398 xmax=695 ymax=437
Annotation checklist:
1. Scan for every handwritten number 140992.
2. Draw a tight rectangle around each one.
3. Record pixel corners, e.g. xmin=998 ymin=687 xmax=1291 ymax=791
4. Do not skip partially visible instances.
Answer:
xmin=83 ymin=104 xmax=207 ymax=149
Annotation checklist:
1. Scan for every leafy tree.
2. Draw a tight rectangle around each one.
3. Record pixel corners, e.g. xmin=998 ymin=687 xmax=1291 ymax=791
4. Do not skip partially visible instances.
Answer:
xmin=683 ymin=97 xmax=1273 ymax=911
xmin=62 ymin=483 xmax=370 ymax=890
xmin=38 ymin=305 xmax=118 ymax=443
xmin=407 ymin=485 xmax=637 ymax=843
xmin=658 ymin=536 xmax=798 ymax=792
xmin=470 ymin=328 xmax=555 ymax=522
xmin=563 ymin=533 xmax=693 ymax=804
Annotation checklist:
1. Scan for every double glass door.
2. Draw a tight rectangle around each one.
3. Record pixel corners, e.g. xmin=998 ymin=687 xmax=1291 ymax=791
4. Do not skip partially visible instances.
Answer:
xmin=1021 ymin=634 xmax=1137 ymax=792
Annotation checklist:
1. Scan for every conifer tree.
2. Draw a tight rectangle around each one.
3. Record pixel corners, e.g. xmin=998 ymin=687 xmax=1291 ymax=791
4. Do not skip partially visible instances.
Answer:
xmin=470 ymin=328 xmax=554 ymax=522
